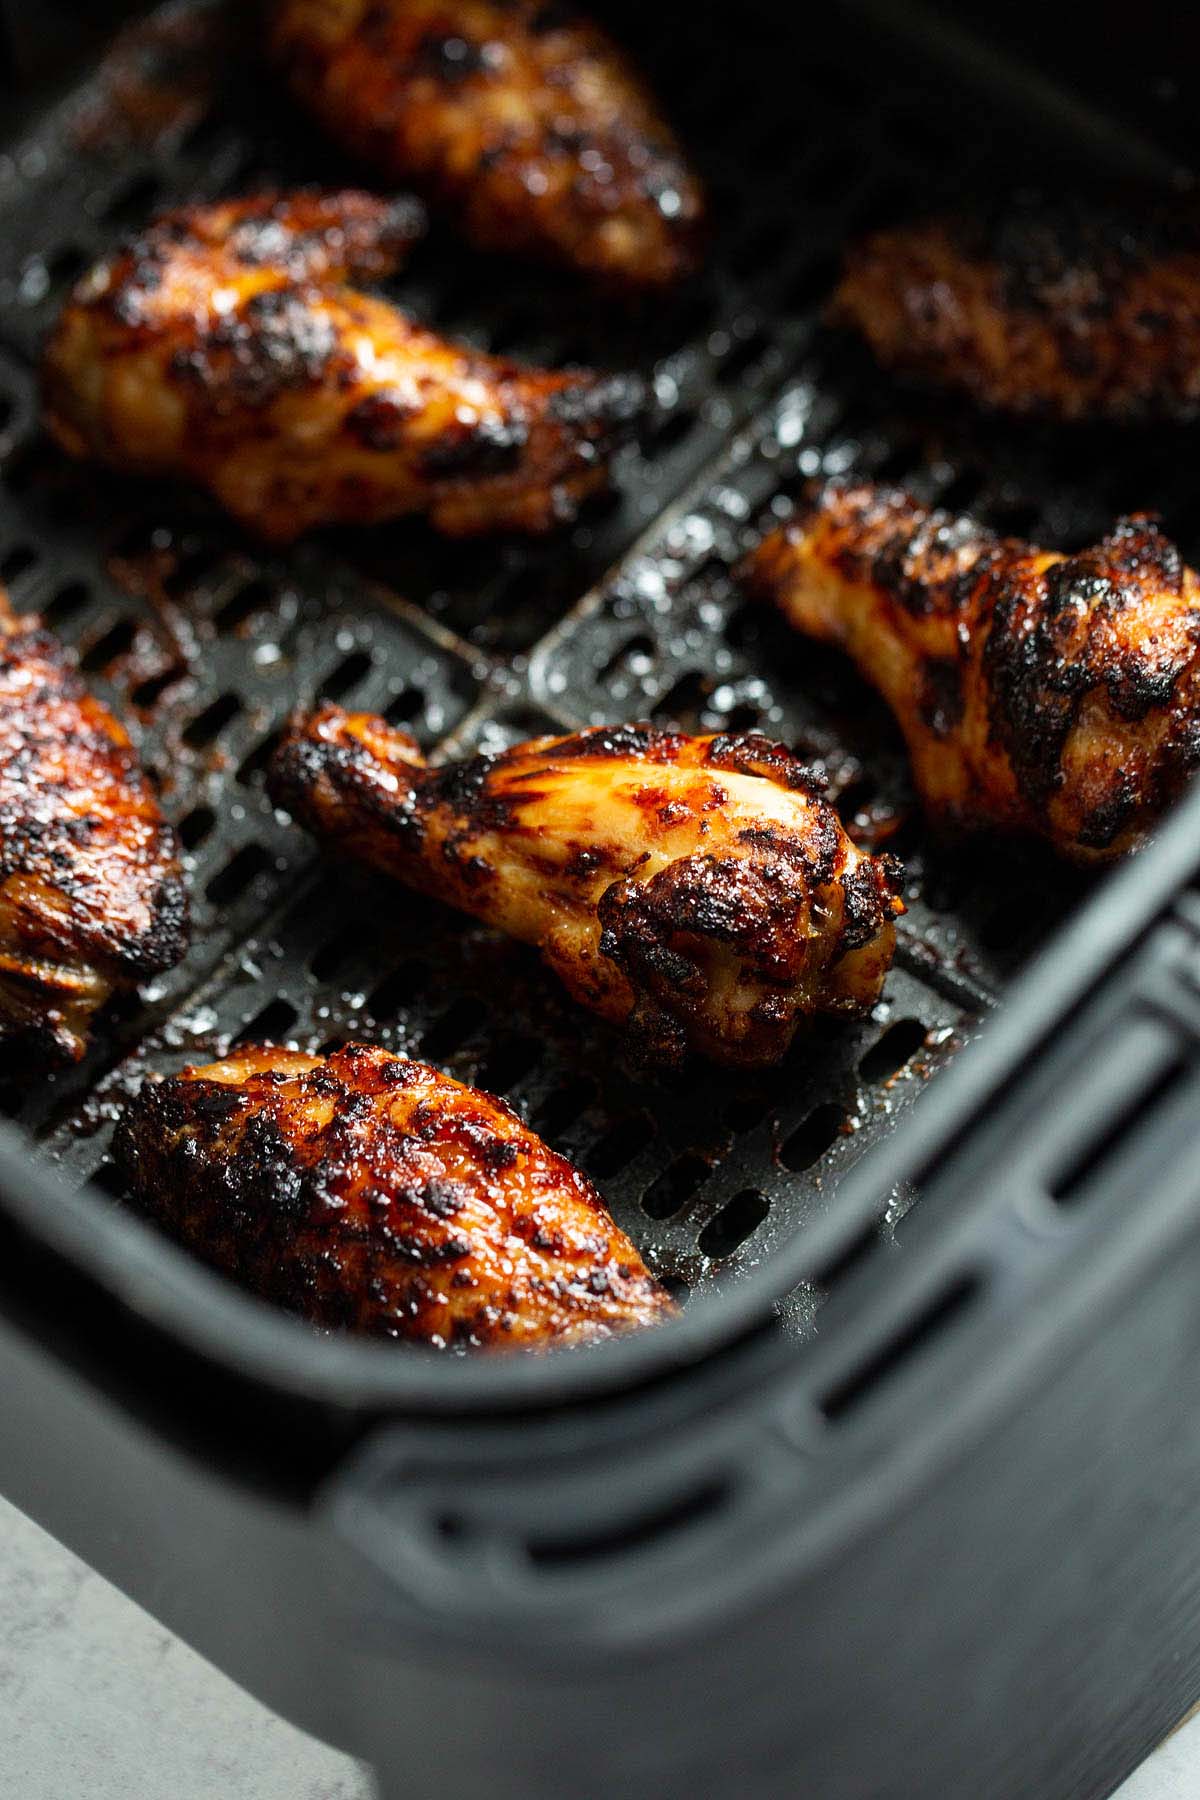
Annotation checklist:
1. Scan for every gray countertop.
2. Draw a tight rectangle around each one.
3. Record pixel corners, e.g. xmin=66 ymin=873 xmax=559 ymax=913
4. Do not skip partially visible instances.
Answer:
xmin=0 ymin=1492 xmax=1188 ymax=1799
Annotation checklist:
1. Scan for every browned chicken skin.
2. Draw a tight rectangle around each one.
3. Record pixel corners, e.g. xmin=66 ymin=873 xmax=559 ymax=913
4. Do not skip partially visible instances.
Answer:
xmin=0 ymin=592 xmax=187 ymax=1065
xmin=834 ymin=197 xmax=1200 ymax=421
xmin=743 ymin=478 xmax=1200 ymax=862
xmin=41 ymin=189 xmax=642 ymax=540
xmin=268 ymin=711 xmax=903 ymax=1066
xmin=112 ymin=1042 xmax=675 ymax=1350
xmin=271 ymin=0 xmax=704 ymax=287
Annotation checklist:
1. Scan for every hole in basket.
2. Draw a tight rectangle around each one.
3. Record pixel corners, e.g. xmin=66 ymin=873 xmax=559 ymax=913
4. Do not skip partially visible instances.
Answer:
xmin=475 ymin=1034 xmax=541 ymax=1094
xmin=654 ymin=669 xmax=711 ymax=729
xmin=131 ymin=666 xmax=182 ymax=709
xmin=698 ymin=1188 xmax=769 ymax=1259
xmin=384 ymin=687 xmax=423 ymax=725
xmin=79 ymin=617 xmax=136 ymax=673
xmin=859 ymin=1018 xmax=926 ymax=1086
xmin=215 ymin=578 xmax=274 ymax=635
xmin=646 ymin=407 xmax=699 ymax=458
xmin=5 ymin=441 xmax=60 ymax=496
xmin=43 ymin=580 xmax=91 ymax=628
xmin=319 ymin=649 xmax=374 ymax=702
xmin=182 ymin=692 xmax=242 ymax=749
xmin=238 ymin=728 xmax=283 ymax=788
xmin=534 ymin=1077 xmax=598 ymax=1141
xmin=819 ymin=1274 xmax=982 ymax=1423
xmin=642 ymin=1150 xmax=710 ymax=1220
xmin=1049 ymin=1054 xmax=1192 ymax=1206
xmin=717 ymin=329 xmax=770 ymax=387
xmin=588 ymin=1112 xmax=657 ymax=1179
xmin=780 ymin=1102 xmax=845 ymax=1172
xmin=0 ymin=544 xmax=37 ymax=585
xmin=233 ymin=998 xmax=299 ymax=1048
xmin=310 ymin=930 xmax=358 ymax=983
xmin=526 ymin=1477 xmax=731 ymax=1570
xmin=178 ymin=806 xmax=215 ymax=851
xmin=101 ymin=171 xmax=162 ymax=227
xmin=205 ymin=842 xmax=274 ymax=905
xmin=421 ymin=995 xmax=488 ymax=1062
xmin=46 ymin=244 xmax=88 ymax=290
xmin=369 ymin=960 xmax=430 ymax=1020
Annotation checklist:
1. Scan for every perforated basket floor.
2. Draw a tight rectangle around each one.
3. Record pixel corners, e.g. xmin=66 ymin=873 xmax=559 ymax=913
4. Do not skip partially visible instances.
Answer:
xmin=0 ymin=0 xmax=1175 ymax=1317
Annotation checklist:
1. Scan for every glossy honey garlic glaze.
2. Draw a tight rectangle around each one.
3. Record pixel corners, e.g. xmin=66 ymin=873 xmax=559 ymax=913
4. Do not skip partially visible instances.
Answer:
xmin=113 ymin=1043 xmax=676 ymax=1350
xmin=269 ymin=713 xmax=904 ymax=1066
xmin=42 ymin=189 xmax=643 ymax=539
xmin=271 ymin=0 xmax=705 ymax=287
xmin=0 ymin=592 xmax=187 ymax=1065
xmin=835 ymin=196 xmax=1200 ymax=420
xmin=744 ymin=478 xmax=1200 ymax=861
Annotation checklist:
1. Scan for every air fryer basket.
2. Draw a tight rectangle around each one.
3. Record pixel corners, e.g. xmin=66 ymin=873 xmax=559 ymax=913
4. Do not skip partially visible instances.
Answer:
xmin=3 ymin=2 xmax=1200 ymax=1797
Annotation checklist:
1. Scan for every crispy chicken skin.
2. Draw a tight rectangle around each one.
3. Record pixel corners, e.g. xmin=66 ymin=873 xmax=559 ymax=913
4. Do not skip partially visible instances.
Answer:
xmin=268 ymin=710 xmax=903 ymax=1066
xmin=112 ymin=1042 xmax=675 ymax=1350
xmin=270 ymin=0 xmax=704 ymax=288
xmin=0 ymin=592 xmax=187 ymax=1065
xmin=743 ymin=478 xmax=1200 ymax=862
xmin=42 ymin=189 xmax=642 ymax=539
xmin=834 ymin=198 xmax=1200 ymax=421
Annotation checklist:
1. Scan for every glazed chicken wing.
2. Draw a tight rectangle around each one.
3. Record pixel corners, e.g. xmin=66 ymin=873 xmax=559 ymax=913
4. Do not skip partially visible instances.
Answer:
xmin=0 ymin=593 xmax=187 ymax=1065
xmin=834 ymin=197 xmax=1200 ymax=421
xmin=743 ymin=478 xmax=1200 ymax=861
xmin=42 ymin=189 xmax=642 ymax=539
xmin=112 ymin=1042 xmax=675 ymax=1350
xmin=271 ymin=0 xmax=704 ymax=287
xmin=268 ymin=711 xmax=903 ymax=1066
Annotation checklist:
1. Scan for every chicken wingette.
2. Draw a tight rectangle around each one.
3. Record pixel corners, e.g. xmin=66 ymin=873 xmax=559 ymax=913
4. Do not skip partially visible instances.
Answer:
xmin=268 ymin=710 xmax=903 ymax=1066
xmin=834 ymin=196 xmax=1200 ymax=421
xmin=270 ymin=0 xmax=704 ymax=288
xmin=0 ymin=592 xmax=187 ymax=1065
xmin=742 ymin=478 xmax=1200 ymax=862
xmin=112 ymin=1042 xmax=675 ymax=1349
xmin=41 ymin=189 xmax=642 ymax=540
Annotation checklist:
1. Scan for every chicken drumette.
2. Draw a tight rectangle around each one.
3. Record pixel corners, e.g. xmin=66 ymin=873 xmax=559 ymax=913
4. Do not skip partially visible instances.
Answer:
xmin=268 ymin=710 xmax=903 ymax=1066
xmin=270 ymin=0 xmax=704 ymax=288
xmin=42 ymin=189 xmax=641 ymax=539
xmin=834 ymin=195 xmax=1200 ymax=421
xmin=113 ymin=1042 xmax=676 ymax=1350
xmin=0 ymin=593 xmax=187 ymax=1064
xmin=743 ymin=477 xmax=1200 ymax=861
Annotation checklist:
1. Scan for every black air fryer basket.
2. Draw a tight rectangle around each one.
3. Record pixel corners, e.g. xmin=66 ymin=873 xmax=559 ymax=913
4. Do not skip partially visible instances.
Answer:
xmin=1 ymin=2 xmax=1199 ymax=1795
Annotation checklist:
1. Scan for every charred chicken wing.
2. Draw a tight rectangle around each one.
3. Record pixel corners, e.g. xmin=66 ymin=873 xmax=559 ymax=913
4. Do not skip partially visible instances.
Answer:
xmin=268 ymin=711 xmax=903 ymax=1066
xmin=270 ymin=0 xmax=704 ymax=287
xmin=113 ymin=1042 xmax=675 ymax=1349
xmin=0 ymin=592 xmax=187 ymax=1064
xmin=834 ymin=197 xmax=1200 ymax=421
xmin=42 ymin=189 xmax=641 ymax=539
xmin=743 ymin=478 xmax=1200 ymax=861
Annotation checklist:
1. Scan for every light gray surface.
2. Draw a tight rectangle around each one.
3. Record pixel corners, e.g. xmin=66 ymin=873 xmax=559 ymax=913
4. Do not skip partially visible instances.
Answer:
xmin=0 ymin=1489 xmax=1189 ymax=1799
xmin=0 ymin=1494 xmax=372 ymax=1800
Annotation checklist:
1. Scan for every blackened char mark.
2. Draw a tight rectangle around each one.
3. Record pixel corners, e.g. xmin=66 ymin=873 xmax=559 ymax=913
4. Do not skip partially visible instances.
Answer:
xmin=705 ymin=731 xmax=826 ymax=797
xmin=419 ymin=411 xmax=529 ymax=481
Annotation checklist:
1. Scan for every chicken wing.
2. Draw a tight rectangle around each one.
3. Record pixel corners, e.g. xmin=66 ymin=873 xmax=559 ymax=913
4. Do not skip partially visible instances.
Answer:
xmin=270 ymin=0 xmax=704 ymax=288
xmin=833 ymin=197 xmax=1200 ymax=421
xmin=42 ymin=189 xmax=642 ymax=539
xmin=112 ymin=1042 xmax=675 ymax=1350
xmin=268 ymin=710 xmax=903 ymax=1065
xmin=742 ymin=478 xmax=1200 ymax=861
xmin=0 ymin=593 xmax=187 ymax=1065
